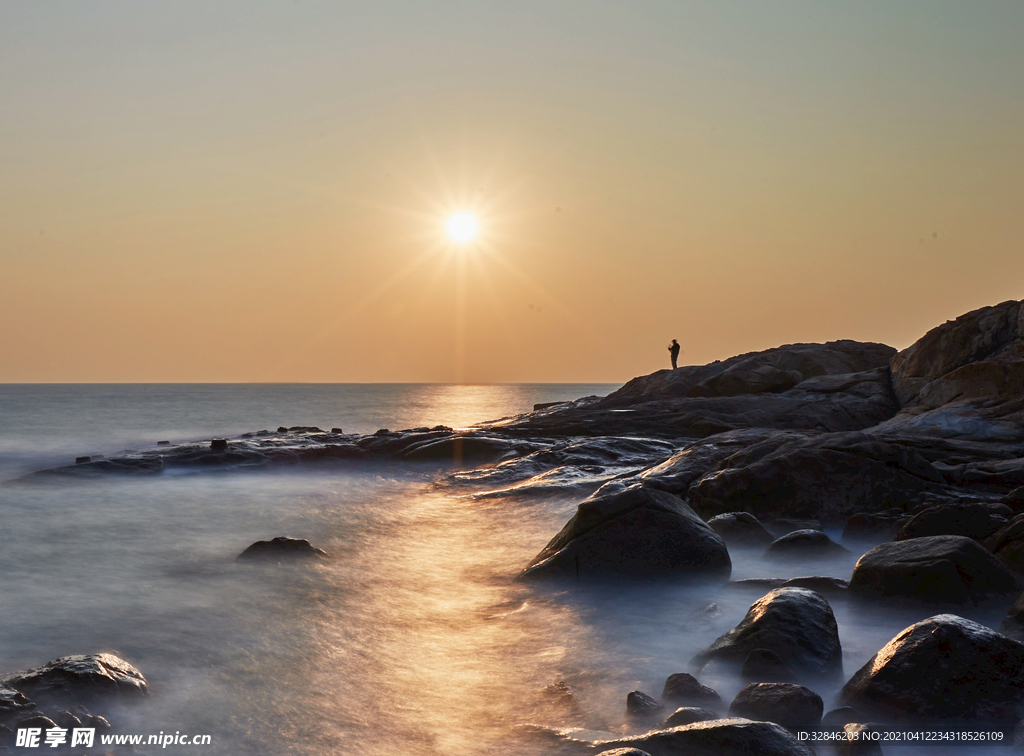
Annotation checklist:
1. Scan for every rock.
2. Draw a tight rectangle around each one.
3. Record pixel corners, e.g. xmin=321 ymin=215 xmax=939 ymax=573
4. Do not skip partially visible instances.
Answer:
xmin=593 ymin=718 xmax=815 ymax=756
xmin=895 ymin=503 xmax=1008 ymax=542
xmin=1 ymin=653 xmax=148 ymax=707
xmin=729 ymin=682 xmax=823 ymax=730
xmin=780 ymin=576 xmax=849 ymax=598
xmin=707 ymin=512 xmax=775 ymax=548
xmin=210 ymin=439 xmax=228 ymax=450
xmin=75 ymin=456 xmax=91 ymax=464
xmin=837 ymin=723 xmax=886 ymax=756
xmin=741 ymin=649 xmax=796 ymax=682
xmin=986 ymin=513 xmax=1024 ymax=574
xmin=692 ymin=588 xmax=843 ymax=681
xmin=848 ymin=535 xmax=1018 ymax=603
xmin=689 ymin=431 xmax=950 ymax=523
xmin=16 ymin=714 xmax=57 ymax=730
xmin=330 ymin=427 xmax=343 ymax=433
xmin=402 ymin=435 xmax=516 ymax=463
xmin=660 ymin=673 xmax=722 ymax=709
xmin=237 ymin=536 xmax=328 ymax=561
xmin=998 ymin=591 xmax=1024 ymax=642
xmin=156 ymin=440 xmax=170 ymax=446
xmin=882 ymin=299 xmax=1024 ymax=442
xmin=0 ymin=686 xmax=35 ymax=726
xmin=839 ymin=614 xmax=1024 ymax=723
xmin=595 ymin=750 xmax=653 ymax=756
xmin=663 ymin=707 xmax=719 ymax=727
xmin=842 ymin=513 xmax=904 ymax=542
xmin=821 ymin=706 xmax=862 ymax=730
xmin=521 ymin=487 xmax=731 ymax=581
xmin=626 ymin=691 xmax=664 ymax=718
xmin=764 ymin=530 xmax=849 ymax=559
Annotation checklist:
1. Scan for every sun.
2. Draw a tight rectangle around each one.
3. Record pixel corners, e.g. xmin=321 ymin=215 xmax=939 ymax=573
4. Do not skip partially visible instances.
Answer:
xmin=445 ymin=212 xmax=479 ymax=244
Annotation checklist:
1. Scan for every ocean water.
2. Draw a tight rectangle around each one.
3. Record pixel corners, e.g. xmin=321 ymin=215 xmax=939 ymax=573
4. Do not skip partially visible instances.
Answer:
xmin=0 ymin=384 xmax=1015 ymax=755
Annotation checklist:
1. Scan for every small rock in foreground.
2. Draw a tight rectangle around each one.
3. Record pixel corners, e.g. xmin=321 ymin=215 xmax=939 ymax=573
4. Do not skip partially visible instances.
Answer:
xmin=237 ymin=536 xmax=328 ymax=561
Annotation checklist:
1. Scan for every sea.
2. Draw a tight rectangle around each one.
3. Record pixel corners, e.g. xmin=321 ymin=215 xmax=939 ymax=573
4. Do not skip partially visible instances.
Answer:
xmin=0 ymin=384 xmax=1015 ymax=755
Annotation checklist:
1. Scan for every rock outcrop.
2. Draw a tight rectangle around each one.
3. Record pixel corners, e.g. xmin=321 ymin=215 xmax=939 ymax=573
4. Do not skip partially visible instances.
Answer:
xmin=591 ymin=718 xmax=815 ymax=756
xmin=521 ymin=487 xmax=731 ymax=581
xmin=237 ymin=536 xmax=328 ymax=561
xmin=728 ymin=682 xmax=823 ymax=730
xmin=1 ymin=654 xmax=148 ymax=707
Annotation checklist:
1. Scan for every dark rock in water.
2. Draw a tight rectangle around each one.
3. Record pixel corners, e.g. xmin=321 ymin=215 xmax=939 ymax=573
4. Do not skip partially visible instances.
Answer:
xmin=521 ymin=486 xmax=731 ymax=581
xmin=16 ymin=714 xmax=57 ymax=730
xmin=593 ymin=718 xmax=815 ymax=756
xmin=741 ymin=649 xmax=796 ymax=682
xmin=626 ymin=690 xmax=664 ymax=717
xmin=277 ymin=426 xmax=289 ymax=433
xmin=594 ymin=749 xmax=653 ymax=756
xmin=75 ymin=456 xmax=91 ymax=464
xmin=895 ymin=502 xmax=1008 ymax=542
xmin=157 ymin=440 xmax=170 ymax=445
xmin=839 ymin=613 xmax=1024 ymax=723
xmin=287 ymin=426 xmax=324 ymax=433
xmin=0 ymin=685 xmax=35 ymax=726
xmin=1 ymin=653 xmax=148 ymax=707
xmin=848 ymin=535 xmax=1018 ymax=603
xmin=985 ymin=513 xmax=1024 ymax=575
xmin=402 ymin=435 xmax=515 ymax=463
xmin=707 ymin=512 xmax=774 ymax=548
xmin=729 ymin=682 xmax=823 ymax=730
xmin=210 ymin=438 xmax=228 ymax=450
xmin=764 ymin=530 xmax=849 ymax=559
xmin=998 ymin=591 xmax=1024 ymax=642
xmin=821 ymin=706 xmax=862 ymax=731
xmin=691 ymin=588 xmax=843 ymax=681
xmin=837 ymin=723 xmax=885 ymax=755
xmin=842 ymin=512 xmax=904 ymax=542
xmin=663 ymin=707 xmax=719 ymax=727
xmin=766 ymin=518 xmax=823 ymax=537
xmin=533 ymin=401 xmax=564 ymax=411
xmin=727 ymin=576 xmax=849 ymax=599
xmin=237 ymin=536 xmax=328 ymax=561
xmin=330 ymin=427 xmax=343 ymax=433
xmin=661 ymin=673 xmax=722 ymax=709
xmin=690 ymin=431 xmax=949 ymax=523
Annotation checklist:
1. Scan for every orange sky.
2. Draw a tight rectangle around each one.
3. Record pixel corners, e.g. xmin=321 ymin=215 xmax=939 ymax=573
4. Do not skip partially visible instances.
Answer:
xmin=2 ymin=2 xmax=1022 ymax=383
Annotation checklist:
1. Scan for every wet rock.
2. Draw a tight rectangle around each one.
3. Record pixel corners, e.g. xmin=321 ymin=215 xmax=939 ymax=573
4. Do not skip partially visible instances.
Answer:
xmin=764 ymin=530 xmax=849 ymax=559
xmin=998 ymin=591 xmax=1024 ymax=642
xmin=848 ymin=535 xmax=1018 ymax=604
xmin=780 ymin=576 xmax=849 ymax=598
xmin=626 ymin=691 xmax=664 ymax=718
xmin=1 ymin=653 xmax=148 ymax=707
xmin=821 ymin=706 xmax=862 ymax=731
xmin=593 ymin=718 xmax=815 ymax=756
xmin=595 ymin=749 xmax=653 ymax=756
xmin=16 ymin=714 xmax=57 ymax=730
xmin=691 ymin=588 xmax=843 ymax=681
xmin=985 ymin=513 xmax=1024 ymax=574
xmin=729 ymin=682 xmax=823 ymax=730
xmin=521 ymin=487 xmax=731 ymax=581
xmin=237 ymin=536 xmax=328 ymax=561
xmin=0 ymin=685 xmax=35 ymax=726
xmin=895 ymin=502 xmax=1008 ymax=542
xmin=690 ymin=431 xmax=949 ymax=523
xmin=660 ymin=673 xmax=722 ymax=709
xmin=842 ymin=512 xmax=904 ymax=542
xmin=839 ymin=613 xmax=1024 ymax=723
xmin=210 ymin=438 xmax=228 ymax=450
xmin=707 ymin=512 xmax=775 ymax=548
xmin=836 ymin=723 xmax=886 ymax=755
xmin=401 ymin=435 xmax=517 ymax=463
xmin=741 ymin=649 xmax=796 ymax=682
xmin=662 ymin=707 xmax=719 ymax=727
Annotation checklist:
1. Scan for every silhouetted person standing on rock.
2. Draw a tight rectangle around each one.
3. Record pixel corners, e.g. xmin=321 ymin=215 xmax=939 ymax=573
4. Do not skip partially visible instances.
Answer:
xmin=668 ymin=339 xmax=680 ymax=369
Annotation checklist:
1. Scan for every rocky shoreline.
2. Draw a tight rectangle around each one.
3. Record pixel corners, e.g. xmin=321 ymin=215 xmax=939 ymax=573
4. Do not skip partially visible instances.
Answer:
xmin=9 ymin=299 xmax=1024 ymax=755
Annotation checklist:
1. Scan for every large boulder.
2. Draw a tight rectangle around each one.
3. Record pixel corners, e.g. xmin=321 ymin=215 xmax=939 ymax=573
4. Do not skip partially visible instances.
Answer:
xmin=660 ymin=673 xmax=723 ymax=709
xmin=764 ymin=530 xmax=848 ymax=559
xmin=728 ymin=683 xmax=823 ymax=730
xmin=848 ymin=535 xmax=1018 ymax=603
xmin=707 ymin=512 xmax=775 ymax=548
xmin=838 ymin=614 xmax=1024 ymax=723
xmin=985 ymin=513 xmax=1024 ymax=575
xmin=1 ymin=654 xmax=148 ymax=707
xmin=691 ymin=588 xmax=843 ymax=682
xmin=592 ymin=718 xmax=815 ymax=756
xmin=521 ymin=487 xmax=731 ymax=581
xmin=882 ymin=299 xmax=1024 ymax=442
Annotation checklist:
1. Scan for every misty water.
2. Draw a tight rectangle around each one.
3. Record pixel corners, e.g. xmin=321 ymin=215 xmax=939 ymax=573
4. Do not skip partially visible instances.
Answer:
xmin=0 ymin=385 xmax=1015 ymax=754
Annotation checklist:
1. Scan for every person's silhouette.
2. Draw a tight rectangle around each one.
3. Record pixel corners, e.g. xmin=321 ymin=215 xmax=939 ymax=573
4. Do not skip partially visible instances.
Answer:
xmin=668 ymin=339 xmax=680 ymax=369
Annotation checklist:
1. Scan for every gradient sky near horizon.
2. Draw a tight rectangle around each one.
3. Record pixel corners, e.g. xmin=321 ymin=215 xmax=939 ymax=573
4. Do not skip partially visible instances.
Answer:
xmin=3 ymin=1 xmax=1023 ymax=383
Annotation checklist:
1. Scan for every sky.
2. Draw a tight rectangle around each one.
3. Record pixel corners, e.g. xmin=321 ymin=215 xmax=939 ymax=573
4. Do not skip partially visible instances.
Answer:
xmin=2 ymin=1 xmax=1022 ymax=383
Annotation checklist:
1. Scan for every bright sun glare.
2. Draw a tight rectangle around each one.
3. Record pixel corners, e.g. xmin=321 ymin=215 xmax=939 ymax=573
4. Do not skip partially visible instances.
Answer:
xmin=445 ymin=212 xmax=479 ymax=244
